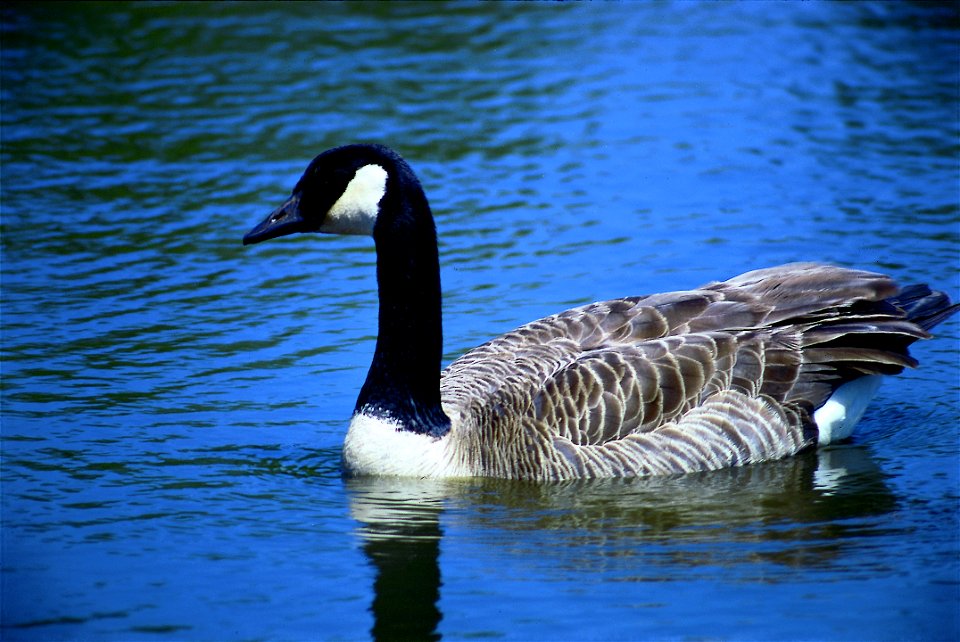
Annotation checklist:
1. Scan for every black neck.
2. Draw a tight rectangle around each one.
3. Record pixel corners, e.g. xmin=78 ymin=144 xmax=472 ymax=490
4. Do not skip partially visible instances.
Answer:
xmin=354 ymin=166 xmax=451 ymax=438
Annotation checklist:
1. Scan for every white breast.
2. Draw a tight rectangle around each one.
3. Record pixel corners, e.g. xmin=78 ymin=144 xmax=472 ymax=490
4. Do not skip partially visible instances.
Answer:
xmin=342 ymin=413 xmax=469 ymax=477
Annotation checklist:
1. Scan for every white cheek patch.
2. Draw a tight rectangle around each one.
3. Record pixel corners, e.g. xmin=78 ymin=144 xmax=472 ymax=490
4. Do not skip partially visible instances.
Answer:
xmin=320 ymin=164 xmax=388 ymax=236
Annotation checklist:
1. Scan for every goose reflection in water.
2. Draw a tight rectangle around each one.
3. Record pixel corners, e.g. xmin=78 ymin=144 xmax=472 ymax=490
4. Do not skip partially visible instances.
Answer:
xmin=347 ymin=478 xmax=446 ymax=641
xmin=345 ymin=445 xmax=895 ymax=640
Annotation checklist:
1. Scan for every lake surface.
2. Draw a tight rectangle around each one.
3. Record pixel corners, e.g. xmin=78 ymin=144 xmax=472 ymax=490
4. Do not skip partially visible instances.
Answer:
xmin=2 ymin=3 xmax=958 ymax=640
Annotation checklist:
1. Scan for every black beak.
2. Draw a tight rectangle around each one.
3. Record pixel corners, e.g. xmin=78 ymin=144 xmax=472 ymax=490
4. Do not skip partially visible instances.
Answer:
xmin=243 ymin=193 xmax=305 ymax=245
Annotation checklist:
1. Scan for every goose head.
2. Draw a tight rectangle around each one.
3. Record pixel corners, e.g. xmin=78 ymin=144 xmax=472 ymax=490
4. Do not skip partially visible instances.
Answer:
xmin=243 ymin=144 xmax=449 ymax=437
xmin=243 ymin=144 xmax=403 ymax=245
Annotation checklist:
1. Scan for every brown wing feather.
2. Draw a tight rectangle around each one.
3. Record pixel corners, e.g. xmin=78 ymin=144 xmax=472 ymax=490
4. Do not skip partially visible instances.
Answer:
xmin=440 ymin=262 xmax=955 ymax=480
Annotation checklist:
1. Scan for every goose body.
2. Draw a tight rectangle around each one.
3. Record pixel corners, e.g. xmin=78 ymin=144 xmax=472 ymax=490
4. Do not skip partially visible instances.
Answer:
xmin=243 ymin=144 xmax=958 ymax=481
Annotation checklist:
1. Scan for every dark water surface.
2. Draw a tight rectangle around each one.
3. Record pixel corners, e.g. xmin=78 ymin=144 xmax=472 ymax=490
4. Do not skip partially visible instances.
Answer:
xmin=2 ymin=3 xmax=959 ymax=640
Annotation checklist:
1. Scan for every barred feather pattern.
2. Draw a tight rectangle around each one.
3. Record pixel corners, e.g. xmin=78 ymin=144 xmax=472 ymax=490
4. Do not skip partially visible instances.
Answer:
xmin=437 ymin=263 xmax=941 ymax=481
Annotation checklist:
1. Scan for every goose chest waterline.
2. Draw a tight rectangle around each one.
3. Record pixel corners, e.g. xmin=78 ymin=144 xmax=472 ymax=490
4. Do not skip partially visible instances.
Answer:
xmin=243 ymin=143 xmax=958 ymax=481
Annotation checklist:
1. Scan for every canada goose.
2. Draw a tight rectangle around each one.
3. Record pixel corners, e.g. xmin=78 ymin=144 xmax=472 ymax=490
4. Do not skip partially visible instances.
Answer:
xmin=243 ymin=144 xmax=958 ymax=480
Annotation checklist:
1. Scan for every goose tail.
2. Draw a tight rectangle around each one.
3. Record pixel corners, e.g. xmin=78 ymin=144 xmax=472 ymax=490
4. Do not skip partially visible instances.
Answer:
xmin=808 ymin=281 xmax=957 ymax=446
xmin=888 ymin=284 xmax=960 ymax=332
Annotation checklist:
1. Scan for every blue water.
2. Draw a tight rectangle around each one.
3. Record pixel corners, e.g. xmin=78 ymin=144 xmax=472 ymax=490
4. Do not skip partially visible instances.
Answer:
xmin=2 ymin=3 xmax=958 ymax=640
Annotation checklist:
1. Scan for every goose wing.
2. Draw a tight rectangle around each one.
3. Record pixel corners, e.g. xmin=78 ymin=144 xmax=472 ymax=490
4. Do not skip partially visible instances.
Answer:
xmin=441 ymin=263 xmax=929 ymax=480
